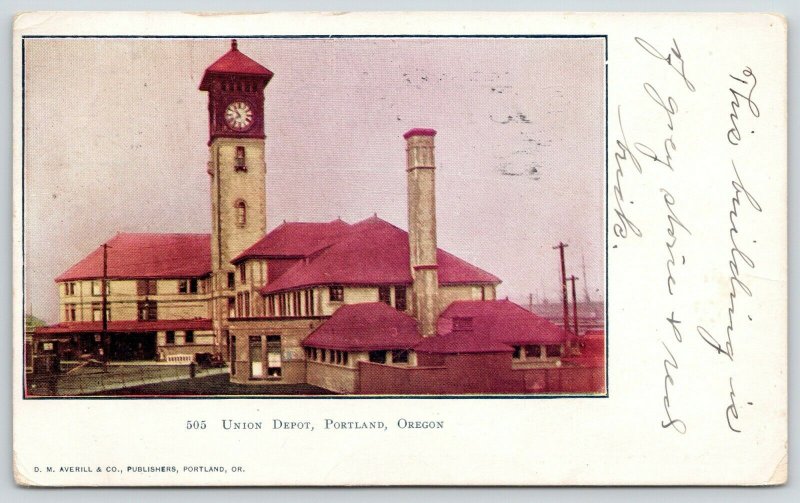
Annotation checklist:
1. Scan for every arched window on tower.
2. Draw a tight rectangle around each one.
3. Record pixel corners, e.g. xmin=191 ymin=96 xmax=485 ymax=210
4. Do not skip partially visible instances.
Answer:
xmin=235 ymin=200 xmax=247 ymax=227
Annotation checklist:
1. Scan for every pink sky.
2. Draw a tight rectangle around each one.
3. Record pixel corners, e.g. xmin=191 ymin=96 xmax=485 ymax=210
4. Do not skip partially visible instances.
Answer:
xmin=24 ymin=37 xmax=605 ymax=323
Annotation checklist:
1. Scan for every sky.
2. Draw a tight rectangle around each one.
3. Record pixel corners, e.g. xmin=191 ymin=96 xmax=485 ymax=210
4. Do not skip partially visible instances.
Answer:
xmin=23 ymin=37 xmax=606 ymax=323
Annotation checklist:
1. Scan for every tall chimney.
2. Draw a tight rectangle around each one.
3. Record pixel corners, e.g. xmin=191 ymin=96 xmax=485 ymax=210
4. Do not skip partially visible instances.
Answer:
xmin=404 ymin=128 xmax=438 ymax=337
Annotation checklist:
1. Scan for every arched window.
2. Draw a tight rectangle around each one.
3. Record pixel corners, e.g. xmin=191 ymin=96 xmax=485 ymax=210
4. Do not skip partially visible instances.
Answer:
xmin=235 ymin=200 xmax=247 ymax=227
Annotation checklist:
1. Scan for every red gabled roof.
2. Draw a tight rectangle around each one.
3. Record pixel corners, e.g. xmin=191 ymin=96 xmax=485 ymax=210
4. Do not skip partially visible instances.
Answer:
xmin=55 ymin=233 xmax=211 ymax=282
xmin=414 ymin=332 xmax=513 ymax=354
xmin=437 ymin=300 xmax=569 ymax=346
xmin=35 ymin=319 xmax=212 ymax=335
xmin=261 ymin=216 xmax=500 ymax=294
xmin=199 ymin=40 xmax=273 ymax=90
xmin=302 ymin=302 xmax=422 ymax=351
xmin=232 ymin=219 xmax=352 ymax=262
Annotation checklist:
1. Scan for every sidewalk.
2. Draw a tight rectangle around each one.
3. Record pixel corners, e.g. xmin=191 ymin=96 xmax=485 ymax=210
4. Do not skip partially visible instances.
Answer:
xmin=26 ymin=364 xmax=229 ymax=396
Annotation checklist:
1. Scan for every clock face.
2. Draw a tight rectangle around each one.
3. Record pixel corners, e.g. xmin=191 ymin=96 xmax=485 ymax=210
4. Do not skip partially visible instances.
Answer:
xmin=224 ymin=101 xmax=254 ymax=131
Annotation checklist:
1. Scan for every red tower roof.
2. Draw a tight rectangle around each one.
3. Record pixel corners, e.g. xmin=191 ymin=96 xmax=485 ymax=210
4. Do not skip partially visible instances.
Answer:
xmin=403 ymin=128 xmax=437 ymax=139
xmin=199 ymin=39 xmax=274 ymax=90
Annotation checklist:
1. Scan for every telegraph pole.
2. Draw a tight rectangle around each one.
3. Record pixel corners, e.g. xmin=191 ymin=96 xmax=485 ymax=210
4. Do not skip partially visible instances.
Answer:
xmin=552 ymin=242 xmax=569 ymax=335
xmin=567 ymin=275 xmax=580 ymax=339
xmin=581 ymin=253 xmax=591 ymax=303
xmin=101 ymin=243 xmax=110 ymax=369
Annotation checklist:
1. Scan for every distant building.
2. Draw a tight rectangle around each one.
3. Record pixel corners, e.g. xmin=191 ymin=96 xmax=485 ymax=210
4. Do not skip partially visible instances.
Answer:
xmin=34 ymin=40 xmax=604 ymax=394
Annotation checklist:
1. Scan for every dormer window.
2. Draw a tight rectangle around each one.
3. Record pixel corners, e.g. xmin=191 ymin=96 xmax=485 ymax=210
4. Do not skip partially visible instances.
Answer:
xmin=234 ymin=146 xmax=247 ymax=172
xmin=235 ymin=200 xmax=247 ymax=227
xmin=329 ymin=285 xmax=344 ymax=302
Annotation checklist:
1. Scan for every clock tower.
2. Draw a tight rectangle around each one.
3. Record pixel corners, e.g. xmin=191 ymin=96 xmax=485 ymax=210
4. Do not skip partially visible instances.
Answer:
xmin=200 ymin=39 xmax=272 ymax=357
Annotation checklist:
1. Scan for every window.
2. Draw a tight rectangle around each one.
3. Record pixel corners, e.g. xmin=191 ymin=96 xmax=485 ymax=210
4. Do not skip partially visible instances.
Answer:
xmin=166 ymin=331 xmax=175 ymax=344
xmin=244 ymin=292 xmax=251 ymax=318
xmin=249 ymin=336 xmax=263 ymax=378
xmin=234 ymin=146 xmax=247 ymax=172
xmin=239 ymin=263 xmax=247 ymax=283
xmin=185 ymin=330 xmax=195 ymax=344
xmin=342 ymin=352 xmax=349 ymax=366
xmin=481 ymin=286 xmax=487 ymax=301
xmin=512 ymin=346 xmax=522 ymax=359
xmin=235 ymin=200 xmax=247 ymax=227
xmin=452 ymin=317 xmax=474 ymax=332
xmin=391 ymin=350 xmax=409 ymax=364
xmin=294 ymin=291 xmax=301 ymax=316
xmin=525 ymin=345 xmax=542 ymax=358
xmin=227 ymin=272 xmax=235 ymax=290
xmin=178 ymin=279 xmax=199 ymax=294
xmin=546 ymin=345 xmax=562 ymax=358
xmin=267 ymin=335 xmax=282 ymax=377
xmin=92 ymin=280 xmax=110 ymax=296
xmin=378 ymin=286 xmax=391 ymax=305
xmin=306 ymin=289 xmax=315 ymax=316
xmin=329 ymin=285 xmax=344 ymax=302
xmin=65 ymin=282 xmax=76 ymax=296
xmin=91 ymin=302 xmax=110 ymax=322
xmin=65 ymin=304 xmax=77 ymax=322
xmin=394 ymin=286 xmax=407 ymax=311
xmin=227 ymin=297 xmax=236 ymax=318
xmin=368 ymin=350 xmax=387 ymax=364
xmin=137 ymin=300 xmax=157 ymax=321
xmin=136 ymin=279 xmax=157 ymax=296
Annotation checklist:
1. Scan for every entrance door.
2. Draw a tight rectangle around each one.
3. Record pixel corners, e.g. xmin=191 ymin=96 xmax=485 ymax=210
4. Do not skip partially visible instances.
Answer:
xmin=249 ymin=336 xmax=263 ymax=378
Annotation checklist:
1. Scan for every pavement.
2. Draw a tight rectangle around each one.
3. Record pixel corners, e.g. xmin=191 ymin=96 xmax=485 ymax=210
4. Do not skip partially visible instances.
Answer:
xmin=26 ymin=364 xmax=229 ymax=397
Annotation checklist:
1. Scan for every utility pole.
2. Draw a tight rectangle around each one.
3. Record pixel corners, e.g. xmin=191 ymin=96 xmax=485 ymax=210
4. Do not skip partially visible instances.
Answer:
xmin=102 ymin=243 xmax=110 ymax=369
xmin=552 ymin=242 xmax=569 ymax=336
xmin=528 ymin=293 xmax=533 ymax=312
xmin=581 ymin=253 xmax=591 ymax=303
xmin=567 ymin=275 xmax=580 ymax=339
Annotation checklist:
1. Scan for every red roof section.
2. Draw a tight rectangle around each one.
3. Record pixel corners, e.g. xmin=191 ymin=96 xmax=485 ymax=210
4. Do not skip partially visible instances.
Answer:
xmin=437 ymin=300 xmax=569 ymax=346
xmin=199 ymin=39 xmax=274 ymax=90
xmin=414 ymin=332 xmax=513 ymax=354
xmin=261 ymin=216 xmax=500 ymax=294
xmin=35 ymin=319 xmax=212 ymax=335
xmin=302 ymin=303 xmax=422 ymax=351
xmin=403 ymin=128 xmax=437 ymax=139
xmin=232 ymin=219 xmax=352 ymax=262
xmin=55 ymin=233 xmax=211 ymax=282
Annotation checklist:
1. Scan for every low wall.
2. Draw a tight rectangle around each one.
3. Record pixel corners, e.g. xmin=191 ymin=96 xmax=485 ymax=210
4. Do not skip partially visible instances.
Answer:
xmin=306 ymin=362 xmax=359 ymax=394
xmin=518 ymin=365 xmax=605 ymax=394
xmin=356 ymin=356 xmax=605 ymax=395
xmin=357 ymin=363 xmax=449 ymax=395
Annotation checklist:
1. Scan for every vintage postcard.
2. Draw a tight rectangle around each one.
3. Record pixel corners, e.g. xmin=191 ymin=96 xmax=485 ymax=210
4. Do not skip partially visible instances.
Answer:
xmin=12 ymin=12 xmax=786 ymax=485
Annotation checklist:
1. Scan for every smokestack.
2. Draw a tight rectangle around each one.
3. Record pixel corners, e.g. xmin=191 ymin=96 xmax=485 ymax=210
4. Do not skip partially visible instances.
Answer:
xmin=404 ymin=128 xmax=438 ymax=337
